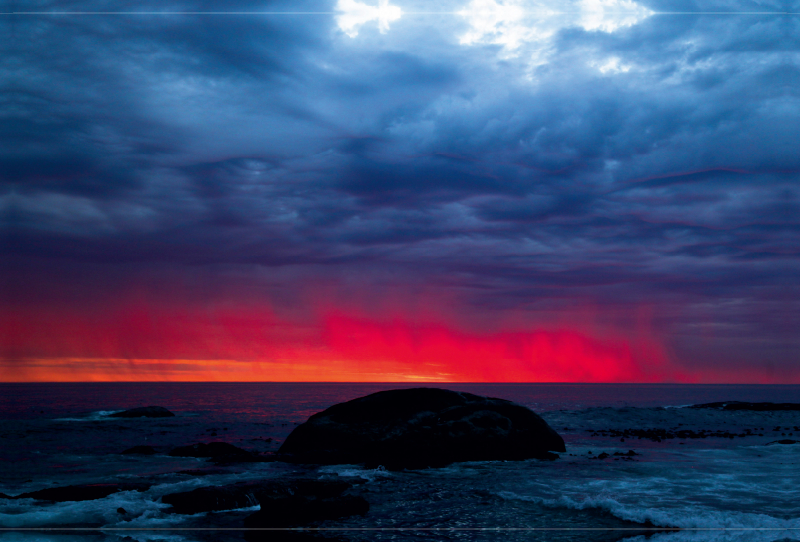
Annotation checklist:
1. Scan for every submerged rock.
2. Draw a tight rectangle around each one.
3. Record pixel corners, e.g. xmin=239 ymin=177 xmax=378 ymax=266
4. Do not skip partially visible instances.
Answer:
xmin=168 ymin=441 xmax=263 ymax=463
xmin=277 ymin=387 xmax=565 ymax=469
xmin=689 ymin=402 xmax=800 ymax=411
xmin=110 ymin=406 xmax=175 ymax=418
xmin=15 ymin=483 xmax=151 ymax=502
xmin=766 ymin=439 xmax=798 ymax=445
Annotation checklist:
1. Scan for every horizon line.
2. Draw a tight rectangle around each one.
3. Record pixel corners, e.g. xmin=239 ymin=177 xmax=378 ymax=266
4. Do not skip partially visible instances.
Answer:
xmin=1 ymin=381 xmax=797 ymax=385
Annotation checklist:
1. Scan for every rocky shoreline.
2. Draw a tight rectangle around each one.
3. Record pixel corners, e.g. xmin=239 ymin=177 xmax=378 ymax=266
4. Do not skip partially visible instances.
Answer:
xmin=4 ymin=388 xmax=570 ymax=536
xmin=4 ymin=392 xmax=797 ymax=540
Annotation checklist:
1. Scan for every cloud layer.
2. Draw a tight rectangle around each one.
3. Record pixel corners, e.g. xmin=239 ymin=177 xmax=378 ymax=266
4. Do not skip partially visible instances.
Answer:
xmin=2 ymin=0 xmax=799 ymax=381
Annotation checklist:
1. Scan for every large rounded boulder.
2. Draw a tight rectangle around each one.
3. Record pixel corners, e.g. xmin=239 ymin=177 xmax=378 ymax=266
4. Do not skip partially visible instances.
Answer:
xmin=277 ymin=388 xmax=565 ymax=469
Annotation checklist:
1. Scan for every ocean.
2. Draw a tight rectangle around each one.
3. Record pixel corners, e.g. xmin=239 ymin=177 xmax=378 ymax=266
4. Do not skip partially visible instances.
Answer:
xmin=0 ymin=383 xmax=798 ymax=542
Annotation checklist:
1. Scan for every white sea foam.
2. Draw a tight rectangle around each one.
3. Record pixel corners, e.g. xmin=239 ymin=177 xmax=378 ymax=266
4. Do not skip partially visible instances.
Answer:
xmin=0 ymin=470 xmax=273 ymax=529
xmin=53 ymin=410 xmax=124 ymax=421
xmin=499 ymin=490 xmax=798 ymax=530
xmin=0 ymin=493 xmax=171 ymax=528
xmin=318 ymin=464 xmax=393 ymax=482
xmin=495 ymin=441 xmax=799 ymax=535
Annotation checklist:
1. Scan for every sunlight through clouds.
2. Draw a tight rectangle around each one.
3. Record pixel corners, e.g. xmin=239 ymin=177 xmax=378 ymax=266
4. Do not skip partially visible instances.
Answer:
xmin=579 ymin=0 xmax=653 ymax=32
xmin=336 ymin=0 xmax=403 ymax=37
xmin=458 ymin=0 xmax=653 ymax=55
xmin=591 ymin=56 xmax=632 ymax=74
xmin=458 ymin=0 xmax=541 ymax=51
xmin=9 ymin=0 xmax=798 ymax=383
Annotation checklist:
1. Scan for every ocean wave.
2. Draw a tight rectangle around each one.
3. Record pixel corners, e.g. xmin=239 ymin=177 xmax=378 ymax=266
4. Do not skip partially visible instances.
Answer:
xmin=317 ymin=464 xmax=393 ymax=482
xmin=0 ymin=492 xmax=171 ymax=528
xmin=497 ymin=491 xmax=800 ymax=530
xmin=52 ymin=410 xmax=124 ymax=422
xmin=0 ymin=469 xmax=274 ymax=529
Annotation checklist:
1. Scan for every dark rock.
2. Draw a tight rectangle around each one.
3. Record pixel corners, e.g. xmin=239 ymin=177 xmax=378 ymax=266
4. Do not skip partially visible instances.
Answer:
xmin=121 ymin=445 xmax=158 ymax=455
xmin=162 ymin=479 xmax=353 ymax=514
xmin=689 ymin=402 xmax=800 ymax=411
xmin=110 ymin=406 xmax=175 ymax=418
xmin=291 ymin=480 xmax=355 ymax=499
xmin=168 ymin=442 xmax=262 ymax=463
xmin=117 ymin=507 xmax=127 ymax=514
xmin=163 ymin=482 xmax=261 ymax=513
xmin=16 ymin=483 xmax=151 ymax=502
xmin=584 ymin=427 xmax=758 ymax=442
xmin=277 ymin=387 xmax=565 ymax=469
xmin=243 ymin=495 xmax=369 ymax=528
xmin=766 ymin=439 xmax=798 ymax=445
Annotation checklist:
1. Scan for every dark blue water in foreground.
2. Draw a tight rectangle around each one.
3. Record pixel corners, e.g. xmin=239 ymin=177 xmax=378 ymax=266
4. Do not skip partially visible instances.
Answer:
xmin=1 ymin=383 xmax=798 ymax=542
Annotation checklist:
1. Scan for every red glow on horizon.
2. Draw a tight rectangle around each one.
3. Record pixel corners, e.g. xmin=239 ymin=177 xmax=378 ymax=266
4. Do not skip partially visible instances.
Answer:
xmin=321 ymin=312 xmax=674 ymax=383
xmin=1 ymin=301 xmax=794 ymax=383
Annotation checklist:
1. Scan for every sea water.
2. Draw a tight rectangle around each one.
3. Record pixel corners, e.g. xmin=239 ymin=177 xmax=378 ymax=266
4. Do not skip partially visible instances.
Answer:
xmin=0 ymin=383 xmax=798 ymax=542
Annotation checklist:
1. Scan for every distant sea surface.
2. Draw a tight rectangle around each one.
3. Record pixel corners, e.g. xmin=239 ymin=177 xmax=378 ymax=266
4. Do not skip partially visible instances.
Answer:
xmin=1 ymin=383 xmax=799 ymax=542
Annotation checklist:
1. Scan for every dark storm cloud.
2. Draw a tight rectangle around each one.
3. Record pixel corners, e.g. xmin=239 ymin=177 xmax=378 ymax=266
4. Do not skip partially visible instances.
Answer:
xmin=338 ymin=159 xmax=509 ymax=204
xmin=3 ymin=0 xmax=799 ymax=369
xmin=3 ymin=0 xmax=326 ymax=197
xmin=474 ymin=194 xmax=594 ymax=222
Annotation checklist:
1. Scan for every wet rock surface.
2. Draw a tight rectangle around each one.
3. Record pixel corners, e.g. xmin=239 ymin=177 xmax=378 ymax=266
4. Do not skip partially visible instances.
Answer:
xmin=277 ymin=388 xmax=565 ymax=470
xmin=14 ymin=483 xmax=151 ymax=502
xmin=168 ymin=442 xmax=265 ymax=463
xmin=109 ymin=406 xmax=175 ymax=418
xmin=584 ymin=427 xmax=782 ymax=442
xmin=590 ymin=450 xmax=639 ymax=461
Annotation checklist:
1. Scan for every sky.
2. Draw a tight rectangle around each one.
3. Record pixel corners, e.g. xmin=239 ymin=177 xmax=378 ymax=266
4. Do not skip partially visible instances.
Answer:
xmin=2 ymin=0 xmax=799 ymax=383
